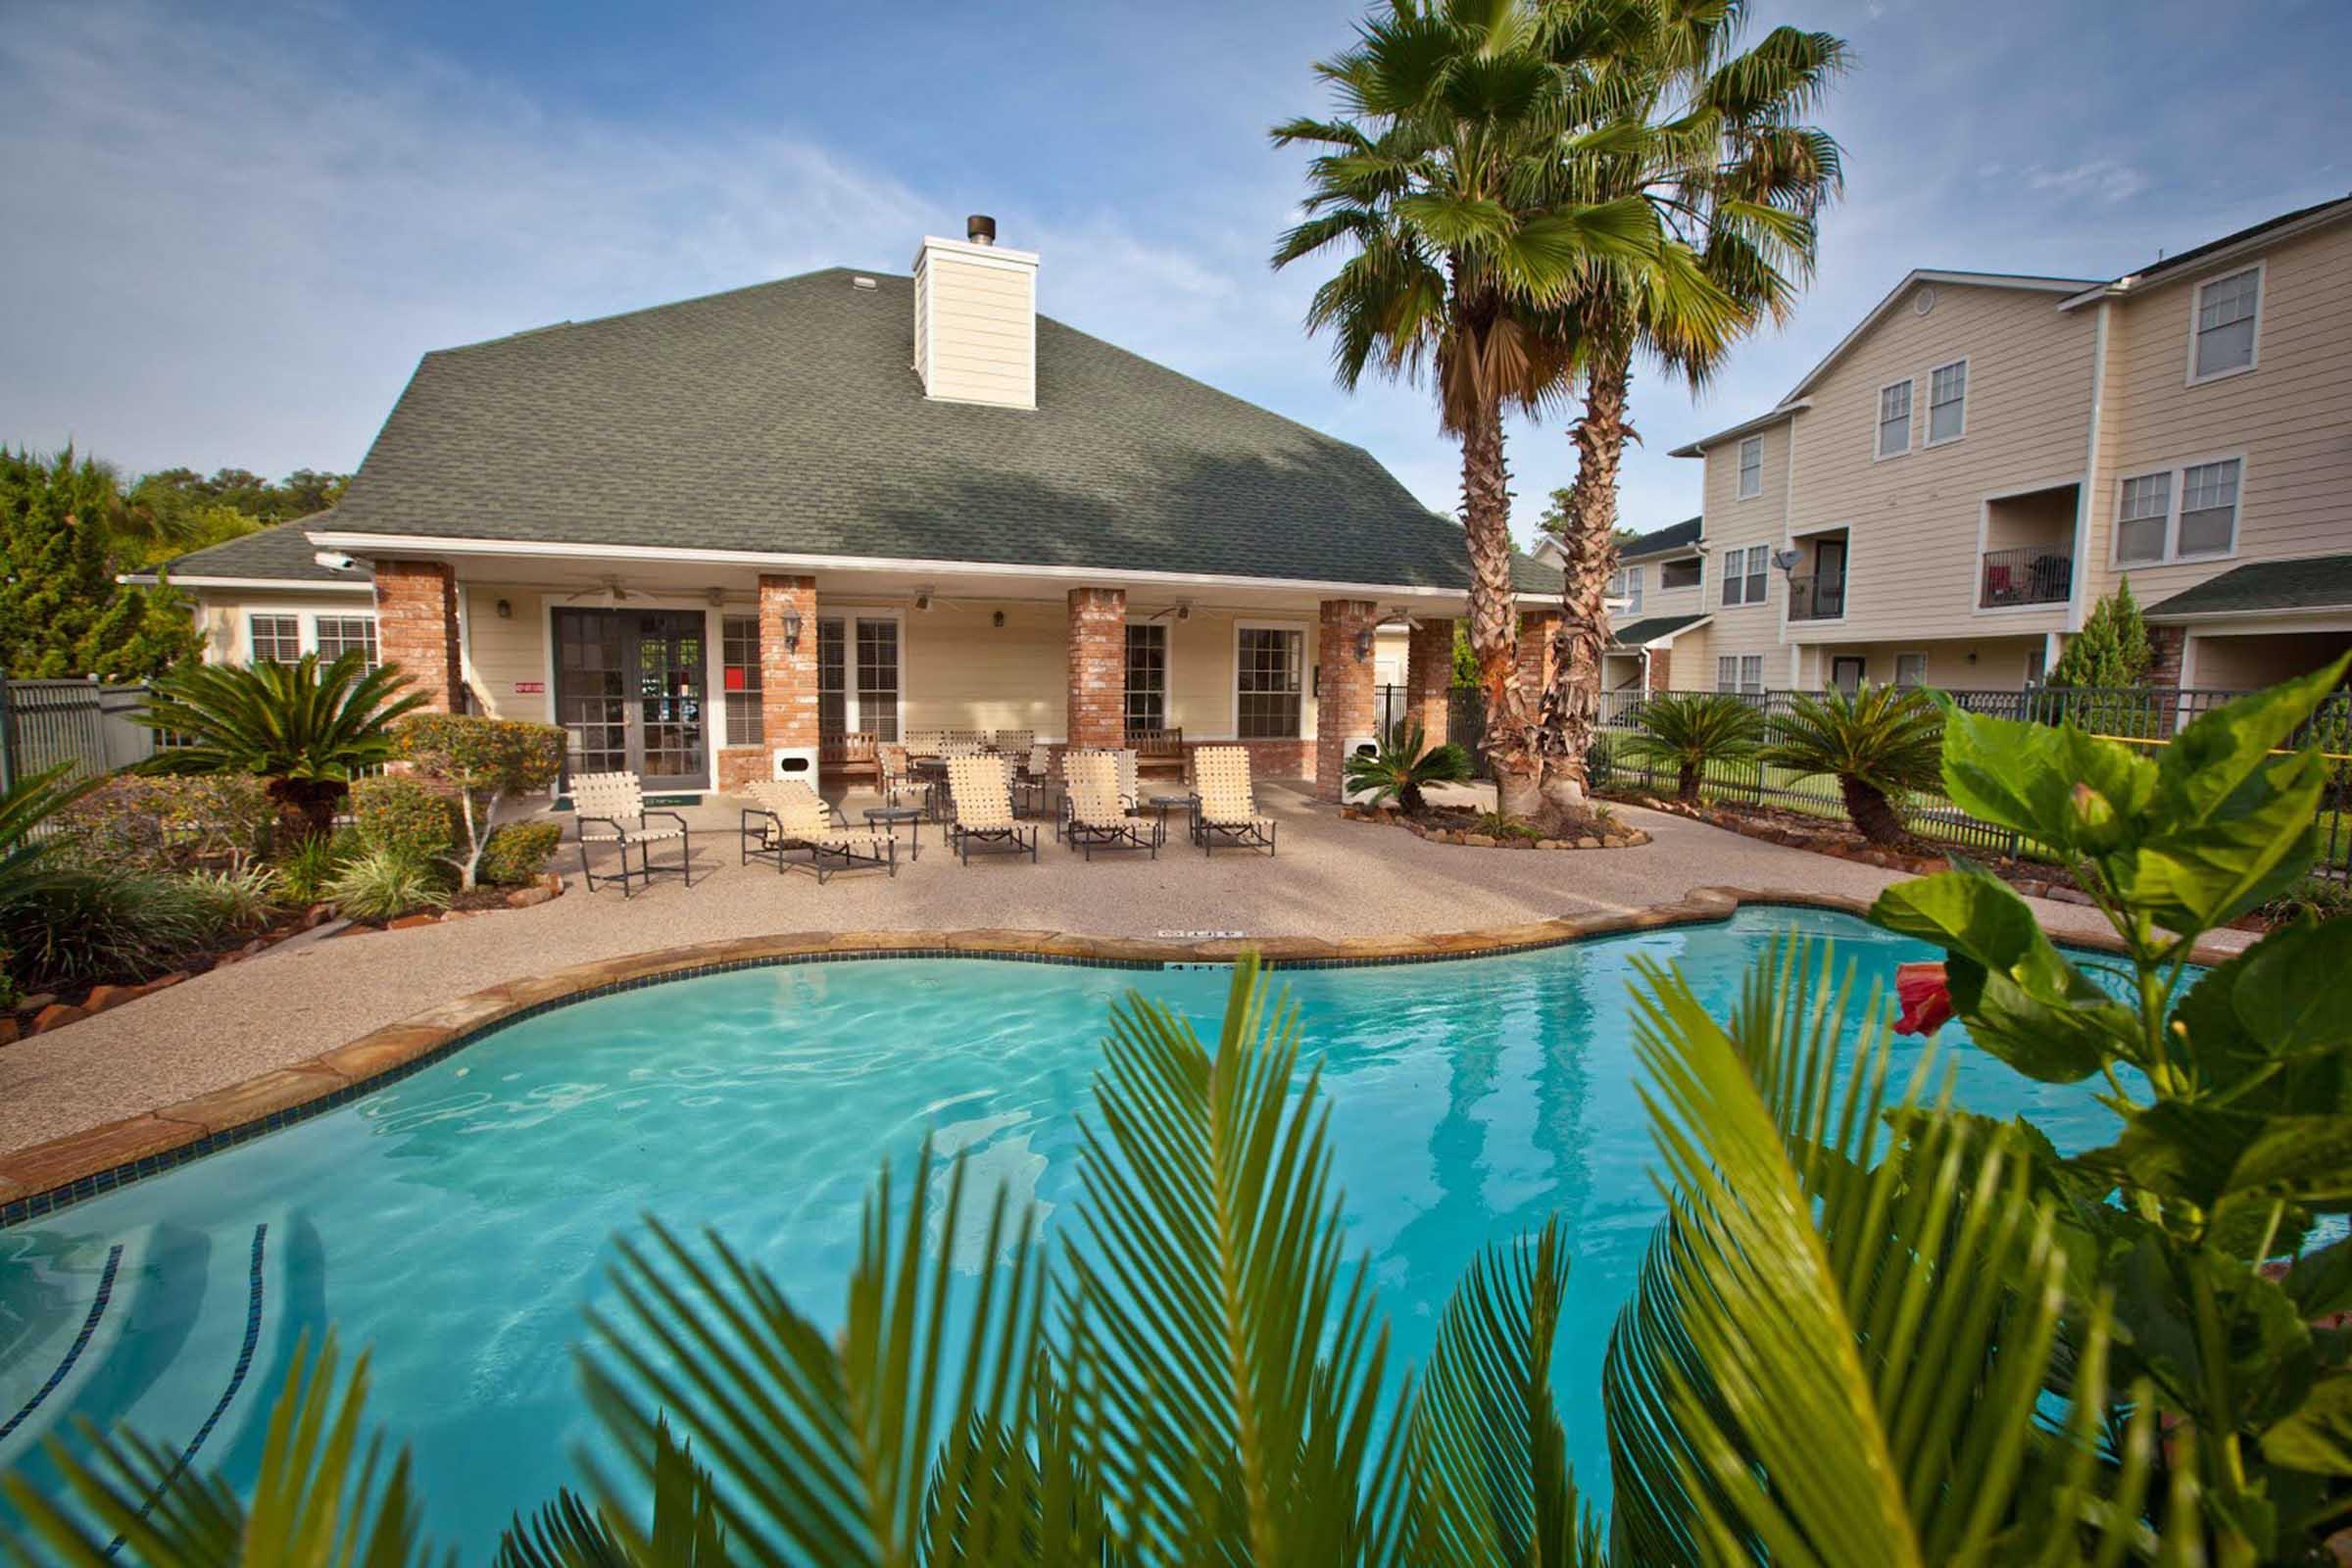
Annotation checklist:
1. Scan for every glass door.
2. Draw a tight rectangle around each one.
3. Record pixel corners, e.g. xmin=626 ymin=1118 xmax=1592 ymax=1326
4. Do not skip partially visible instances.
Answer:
xmin=553 ymin=608 xmax=710 ymax=791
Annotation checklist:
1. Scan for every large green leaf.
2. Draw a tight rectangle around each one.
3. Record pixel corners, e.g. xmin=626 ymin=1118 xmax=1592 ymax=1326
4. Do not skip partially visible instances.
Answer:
xmin=1869 ymin=869 xmax=2135 ymax=1081
xmin=2109 ymin=749 xmax=2327 ymax=935
xmin=2153 ymin=654 xmax=2352 ymax=831
xmin=1936 ymin=703 xmax=2156 ymax=854
xmin=2283 ymin=1235 xmax=2352 ymax=1321
xmin=2230 ymin=914 xmax=2352 ymax=1057
xmin=2099 ymin=1101 xmax=2352 ymax=1215
xmin=2265 ymin=1376 xmax=2352 ymax=1477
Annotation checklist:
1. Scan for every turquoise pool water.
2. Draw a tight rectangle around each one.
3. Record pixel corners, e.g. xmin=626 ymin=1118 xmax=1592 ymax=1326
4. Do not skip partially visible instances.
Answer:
xmin=0 ymin=907 xmax=2126 ymax=1550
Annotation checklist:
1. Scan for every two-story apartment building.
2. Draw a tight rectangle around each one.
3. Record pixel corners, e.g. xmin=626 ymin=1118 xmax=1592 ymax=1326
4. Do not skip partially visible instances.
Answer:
xmin=1667 ymin=192 xmax=2352 ymax=697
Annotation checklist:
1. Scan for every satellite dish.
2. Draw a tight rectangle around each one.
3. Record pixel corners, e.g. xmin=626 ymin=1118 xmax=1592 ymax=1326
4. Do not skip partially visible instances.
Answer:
xmin=1772 ymin=548 xmax=1802 ymax=573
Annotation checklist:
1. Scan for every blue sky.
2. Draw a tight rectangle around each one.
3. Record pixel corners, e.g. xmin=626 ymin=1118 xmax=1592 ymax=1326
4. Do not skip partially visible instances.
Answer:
xmin=3 ymin=0 xmax=2347 ymax=547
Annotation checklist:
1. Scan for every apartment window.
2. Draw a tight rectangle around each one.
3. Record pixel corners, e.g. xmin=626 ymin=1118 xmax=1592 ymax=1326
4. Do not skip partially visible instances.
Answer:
xmin=1927 ymin=360 xmax=1967 ymax=444
xmin=1894 ymin=653 xmax=1929 ymax=689
xmin=1721 ymin=545 xmax=1769 ymax=607
xmin=1660 ymin=557 xmax=1701 ymax=590
xmin=314 ymin=614 xmax=379 ymax=670
xmin=1716 ymin=655 xmax=1739 ymax=693
xmin=2178 ymin=459 xmax=2240 ymax=556
xmin=2191 ymin=267 xmax=2260 ymax=381
xmin=2116 ymin=472 xmax=2172 ymax=565
xmin=1738 ymin=436 xmax=1764 ymax=499
xmin=247 ymin=614 xmax=302 ymax=664
xmin=855 ymin=618 xmax=901 ymax=742
xmin=721 ymin=613 xmax=762 ymax=746
xmin=1877 ymin=379 xmax=1912 ymax=459
xmin=1608 ymin=565 xmax=1643 ymax=614
xmin=1715 ymin=655 xmax=1763 ymax=694
xmin=816 ymin=617 xmax=847 ymax=737
xmin=1125 ymin=622 xmax=1167 ymax=732
xmin=1237 ymin=626 xmax=1303 ymax=739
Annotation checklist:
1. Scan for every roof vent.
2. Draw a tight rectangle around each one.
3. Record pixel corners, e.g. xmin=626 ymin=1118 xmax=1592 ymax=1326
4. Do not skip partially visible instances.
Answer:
xmin=851 ymin=275 xmax=877 ymax=290
xmin=966 ymin=214 xmax=998 ymax=245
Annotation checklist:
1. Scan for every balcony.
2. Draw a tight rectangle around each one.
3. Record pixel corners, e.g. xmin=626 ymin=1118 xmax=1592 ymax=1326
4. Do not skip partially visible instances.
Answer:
xmin=1979 ymin=543 xmax=2073 ymax=609
xmin=1787 ymin=573 xmax=1845 ymax=621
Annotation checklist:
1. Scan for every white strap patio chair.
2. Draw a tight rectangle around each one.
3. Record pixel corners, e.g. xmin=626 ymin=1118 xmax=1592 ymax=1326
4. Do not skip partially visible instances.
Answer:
xmin=993 ymin=728 xmax=1036 ymax=757
xmin=1013 ymin=741 xmax=1055 ymax=818
xmin=946 ymin=755 xmax=1038 ymax=865
xmin=1191 ymin=746 xmax=1276 ymax=857
xmin=1064 ymin=751 xmax=1162 ymax=861
xmin=739 ymin=780 xmax=896 ymax=884
xmin=572 ymin=771 xmax=693 ymax=895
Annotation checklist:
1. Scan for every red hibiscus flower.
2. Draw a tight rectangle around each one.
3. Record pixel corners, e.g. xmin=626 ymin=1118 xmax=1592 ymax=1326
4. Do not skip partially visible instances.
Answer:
xmin=1894 ymin=961 xmax=1953 ymax=1037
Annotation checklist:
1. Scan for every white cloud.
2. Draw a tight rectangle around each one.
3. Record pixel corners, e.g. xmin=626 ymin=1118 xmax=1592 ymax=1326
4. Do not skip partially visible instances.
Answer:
xmin=2022 ymin=158 xmax=2153 ymax=204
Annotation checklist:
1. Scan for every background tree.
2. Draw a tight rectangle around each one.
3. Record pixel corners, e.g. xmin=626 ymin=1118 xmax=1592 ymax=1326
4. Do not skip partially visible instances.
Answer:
xmin=396 ymin=713 xmax=567 ymax=891
xmin=2046 ymin=577 xmax=2152 ymax=691
xmin=1274 ymin=1 xmax=1697 ymax=819
xmin=0 ymin=447 xmax=201 ymax=679
xmin=1533 ymin=8 xmax=1848 ymax=814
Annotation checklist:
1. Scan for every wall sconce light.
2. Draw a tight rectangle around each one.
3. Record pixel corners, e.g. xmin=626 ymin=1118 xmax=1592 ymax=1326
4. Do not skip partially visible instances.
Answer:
xmin=992 ymin=610 xmax=1005 ymax=628
xmin=783 ymin=610 xmax=803 ymax=652
xmin=1354 ymin=626 xmax=1374 ymax=661
xmin=495 ymin=598 xmax=513 ymax=620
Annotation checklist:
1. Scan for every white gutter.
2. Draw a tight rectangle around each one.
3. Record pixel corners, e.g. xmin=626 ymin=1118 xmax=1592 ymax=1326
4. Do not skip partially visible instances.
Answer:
xmin=118 ymin=572 xmax=374 ymax=592
xmin=305 ymin=531 xmax=1484 ymax=606
xmin=1667 ymin=402 xmax=1809 ymax=459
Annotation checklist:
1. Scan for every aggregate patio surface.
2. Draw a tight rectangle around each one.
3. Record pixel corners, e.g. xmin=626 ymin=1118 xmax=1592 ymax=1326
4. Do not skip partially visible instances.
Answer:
xmin=0 ymin=783 xmax=2248 ymax=1160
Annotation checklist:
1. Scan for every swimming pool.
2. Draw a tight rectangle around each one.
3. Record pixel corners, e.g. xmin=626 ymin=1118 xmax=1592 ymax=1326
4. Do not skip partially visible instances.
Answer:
xmin=0 ymin=906 xmax=2125 ymax=1549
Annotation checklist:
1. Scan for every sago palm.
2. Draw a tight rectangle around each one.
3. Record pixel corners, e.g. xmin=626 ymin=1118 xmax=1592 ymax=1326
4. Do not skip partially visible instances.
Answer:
xmin=1345 ymin=719 xmax=1473 ymax=812
xmin=15 ymin=950 xmax=2197 ymax=1565
xmin=1273 ymin=0 xmax=1706 ymax=821
xmin=137 ymin=651 xmax=426 ymax=845
xmin=1760 ymin=683 xmax=1943 ymax=844
xmin=1533 ymin=5 xmax=1848 ymax=812
xmin=1617 ymin=690 xmax=1763 ymax=804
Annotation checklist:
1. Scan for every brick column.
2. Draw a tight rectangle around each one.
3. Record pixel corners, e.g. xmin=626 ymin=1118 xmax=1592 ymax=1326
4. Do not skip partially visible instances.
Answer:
xmin=1066 ymin=587 xmax=1127 ymax=748
xmin=1646 ymin=645 xmax=1673 ymax=692
xmin=2147 ymin=625 xmax=2187 ymax=732
xmin=373 ymin=560 xmax=462 ymax=711
xmin=1316 ymin=598 xmax=1379 ymax=802
xmin=1404 ymin=616 xmax=1452 ymax=747
xmin=759 ymin=573 xmax=819 ymax=752
xmin=1516 ymin=608 xmax=1563 ymax=700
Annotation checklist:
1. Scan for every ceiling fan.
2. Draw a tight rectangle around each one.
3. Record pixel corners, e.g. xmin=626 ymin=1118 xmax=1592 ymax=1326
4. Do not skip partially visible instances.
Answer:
xmin=1143 ymin=599 xmax=1194 ymax=622
xmin=563 ymin=576 xmax=637 ymax=608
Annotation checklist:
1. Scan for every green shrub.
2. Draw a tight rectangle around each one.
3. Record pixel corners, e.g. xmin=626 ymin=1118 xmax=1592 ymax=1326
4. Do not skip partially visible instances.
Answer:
xmin=51 ymin=773 xmax=273 ymax=872
xmin=396 ymin=713 xmax=566 ymax=891
xmin=1617 ymin=691 xmax=1765 ymax=804
xmin=0 ymin=869 xmax=210 ymax=989
xmin=350 ymin=775 xmax=463 ymax=860
xmin=324 ymin=847 xmax=449 ymax=923
xmin=1343 ymin=720 xmax=1471 ymax=813
xmin=179 ymin=866 xmax=285 ymax=939
xmin=478 ymin=820 xmax=563 ymax=887
xmin=1758 ymin=683 xmax=1944 ymax=845
xmin=273 ymin=829 xmax=358 ymax=906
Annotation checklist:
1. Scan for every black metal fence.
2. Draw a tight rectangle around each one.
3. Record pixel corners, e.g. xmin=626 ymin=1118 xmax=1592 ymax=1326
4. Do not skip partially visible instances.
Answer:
xmin=1589 ymin=686 xmax=2352 ymax=886
xmin=0 ymin=678 xmax=157 ymax=789
xmin=1371 ymin=684 xmax=1492 ymax=778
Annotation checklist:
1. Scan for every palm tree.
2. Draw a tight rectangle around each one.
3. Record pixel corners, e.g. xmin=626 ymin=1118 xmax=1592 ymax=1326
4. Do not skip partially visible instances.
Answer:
xmin=1345 ymin=719 xmax=1473 ymax=813
xmin=137 ymin=651 xmax=427 ymax=845
xmin=1759 ymin=683 xmax=1943 ymax=844
xmin=1272 ymin=1 xmax=1695 ymax=821
xmin=1533 ymin=7 xmax=1849 ymax=814
xmin=14 ymin=950 xmax=2191 ymax=1564
xmin=1616 ymin=690 xmax=1763 ymax=803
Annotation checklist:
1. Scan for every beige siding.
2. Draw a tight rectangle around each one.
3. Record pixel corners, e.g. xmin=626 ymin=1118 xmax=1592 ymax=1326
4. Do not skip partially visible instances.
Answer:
xmin=1696 ymin=416 xmax=1792 ymax=674
xmin=2082 ymin=221 xmax=2352 ymax=609
xmin=1633 ymin=555 xmax=1707 ymax=623
xmin=1786 ymin=281 xmax=2093 ymax=645
xmin=1805 ymin=636 xmax=2045 ymax=691
xmin=2189 ymin=627 xmax=2352 ymax=691
xmin=901 ymin=601 xmax=1064 ymax=734
xmin=192 ymin=590 xmax=382 ymax=665
xmin=465 ymin=587 xmax=553 ymax=720
xmin=916 ymin=248 xmax=1036 ymax=409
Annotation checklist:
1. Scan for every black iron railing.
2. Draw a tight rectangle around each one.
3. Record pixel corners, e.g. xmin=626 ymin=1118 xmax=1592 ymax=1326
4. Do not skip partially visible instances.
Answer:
xmin=1786 ymin=573 xmax=1845 ymax=621
xmin=1979 ymin=544 xmax=2074 ymax=608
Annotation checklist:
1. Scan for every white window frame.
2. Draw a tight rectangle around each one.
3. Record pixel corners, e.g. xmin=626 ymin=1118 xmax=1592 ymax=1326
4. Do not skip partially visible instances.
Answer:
xmin=1621 ymin=564 xmax=1642 ymax=614
xmin=239 ymin=608 xmax=379 ymax=667
xmin=814 ymin=607 xmax=906 ymax=740
xmin=2109 ymin=453 xmax=2246 ymax=568
xmin=1737 ymin=435 xmax=1764 ymax=499
xmin=2185 ymin=261 xmax=2263 ymax=387
xmin=1893 ymin=652 xmax=1929 ymax=689
xmin=1720 ymin=544 xmax=1770 ymax=608
xmin=1232 ymin=618 xmax=1308 ymax=741
xmin=1925 ymin=358 xmax=1968 ymax=447
xmin=1739 ymin=654 xmax=1765 ymax=694
xmin=1715 ymin=655 xmax=1740 ymax=693
xmin=1659 ymin=555 xmax=1702 ymax=591
xmin=1875 ymin=377 xmax=1913 ymax=461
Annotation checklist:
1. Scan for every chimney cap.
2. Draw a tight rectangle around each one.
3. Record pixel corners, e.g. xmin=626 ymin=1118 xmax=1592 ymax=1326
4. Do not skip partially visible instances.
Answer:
xmin=966 ymin=214 xmax=998 ymax=245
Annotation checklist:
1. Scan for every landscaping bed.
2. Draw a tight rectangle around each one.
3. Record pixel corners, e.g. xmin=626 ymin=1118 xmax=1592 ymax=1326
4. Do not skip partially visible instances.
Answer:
xmin=1339 ymin=801 xmax=1652 ymax=851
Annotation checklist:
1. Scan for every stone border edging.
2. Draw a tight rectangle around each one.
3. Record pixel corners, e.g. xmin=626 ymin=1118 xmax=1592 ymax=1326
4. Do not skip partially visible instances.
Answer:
xmin=0 ymin=888 xmax=2239 ymax=1225
xmin=1337 ymin=805 xmax=1652 ymax=851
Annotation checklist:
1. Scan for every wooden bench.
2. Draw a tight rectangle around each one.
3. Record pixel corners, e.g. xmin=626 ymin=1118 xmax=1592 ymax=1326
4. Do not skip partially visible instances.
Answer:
xmin=1127 ymin=727 xmax=1186 ymax=778
xmin=821 ymin=731 xmax=880 ymax=782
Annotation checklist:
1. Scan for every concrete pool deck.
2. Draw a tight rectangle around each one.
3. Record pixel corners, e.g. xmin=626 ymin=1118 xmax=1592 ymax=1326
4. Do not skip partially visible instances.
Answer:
xmin=0 ymin=785 xmax=2251 ymax=1192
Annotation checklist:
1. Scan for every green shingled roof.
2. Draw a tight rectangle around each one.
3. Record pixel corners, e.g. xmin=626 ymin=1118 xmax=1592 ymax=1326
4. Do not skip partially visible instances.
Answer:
xmin=1609 ymin=612 xmax=1708 ymax=648
xmin=145 ymin=514 xmax=371 ymax=586
xmin=2144 ymin=557 xmax=2352 ymax=621
xmin=317 ymin=268 xmax=1503 ymax=593
xmin=1620 ymin=516 xmax=1702 ymax=561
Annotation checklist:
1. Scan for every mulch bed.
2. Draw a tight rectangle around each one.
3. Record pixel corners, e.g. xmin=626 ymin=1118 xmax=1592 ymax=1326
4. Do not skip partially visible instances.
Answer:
xmin=1339 ymin=801 xmax=1652 ymax=851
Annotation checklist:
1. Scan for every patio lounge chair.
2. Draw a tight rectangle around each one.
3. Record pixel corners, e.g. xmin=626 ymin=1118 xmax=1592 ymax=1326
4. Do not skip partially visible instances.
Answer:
xmin=946 ymin=755 xmax=1038 ymax=865
xmin=573 ymin=771 xmax=692 ymax=896
xmin=1191 ymin=746 xmax=1276 ymax=857
xmin=1064 ymin=751 xmax=1162 ymax=860
xmin=740 ymin=779 xmax=896 ymax=883
xmin=1013 ymin=741 xmax=1055 ymax=817
xmin=993 ymin=728 xmax=1036 ymax=757
xmin=876 ymin=741 xmax=914 ymax=807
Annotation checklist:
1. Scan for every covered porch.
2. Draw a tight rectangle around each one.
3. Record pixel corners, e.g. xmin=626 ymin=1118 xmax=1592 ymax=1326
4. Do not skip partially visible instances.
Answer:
xmin=363 ymin=548 xmax=1465 ymax=804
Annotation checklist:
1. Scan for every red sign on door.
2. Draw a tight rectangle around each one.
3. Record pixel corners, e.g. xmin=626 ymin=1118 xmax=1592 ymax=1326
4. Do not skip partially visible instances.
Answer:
xmin=514 ymin=680 xmax=546 ymax=694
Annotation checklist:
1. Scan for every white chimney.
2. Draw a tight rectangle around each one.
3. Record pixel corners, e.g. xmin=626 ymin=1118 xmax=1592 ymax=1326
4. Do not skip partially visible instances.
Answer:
xmin=911 ymin=215 xmax=1039 ymax=410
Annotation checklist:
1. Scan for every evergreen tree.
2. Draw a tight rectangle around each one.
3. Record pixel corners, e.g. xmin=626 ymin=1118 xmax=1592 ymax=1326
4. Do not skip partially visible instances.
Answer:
xmin=0 ymin=448 xmax=201 ymax=680
xmin=2048 ymin=577 xmax=2152 ymax=689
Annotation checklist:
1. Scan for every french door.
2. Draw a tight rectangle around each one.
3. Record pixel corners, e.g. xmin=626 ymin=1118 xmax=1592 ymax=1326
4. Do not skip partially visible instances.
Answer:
xmin=553 ymin=608 xmax=710 ymax=791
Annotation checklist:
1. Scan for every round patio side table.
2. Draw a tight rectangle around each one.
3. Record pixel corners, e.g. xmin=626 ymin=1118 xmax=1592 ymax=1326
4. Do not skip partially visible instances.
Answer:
xmin=863 ymin=804 xmax=924 ymax=861
xmin=1148 ymin=792 xmax=1196 ymax=845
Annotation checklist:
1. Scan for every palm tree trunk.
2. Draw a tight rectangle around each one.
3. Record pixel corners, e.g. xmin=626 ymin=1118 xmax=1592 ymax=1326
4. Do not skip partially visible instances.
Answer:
xmin=1677 ymin=761 xmax=1700 ymax=805
xmin=1840 ymin=776 xmax=1904 ymax=845
xmin=268 ymin=778 xmax=344 ymax=849
xmin=1540 ymin=346 xmax=1633 ymax=819
xmin=1459 ymin=400 xmax=1540 ymax=820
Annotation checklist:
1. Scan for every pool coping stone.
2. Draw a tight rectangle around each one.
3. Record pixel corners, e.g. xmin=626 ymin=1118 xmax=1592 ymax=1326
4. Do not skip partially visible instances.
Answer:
xmin=0 ymin=887 xmax=2236 ymax=1227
